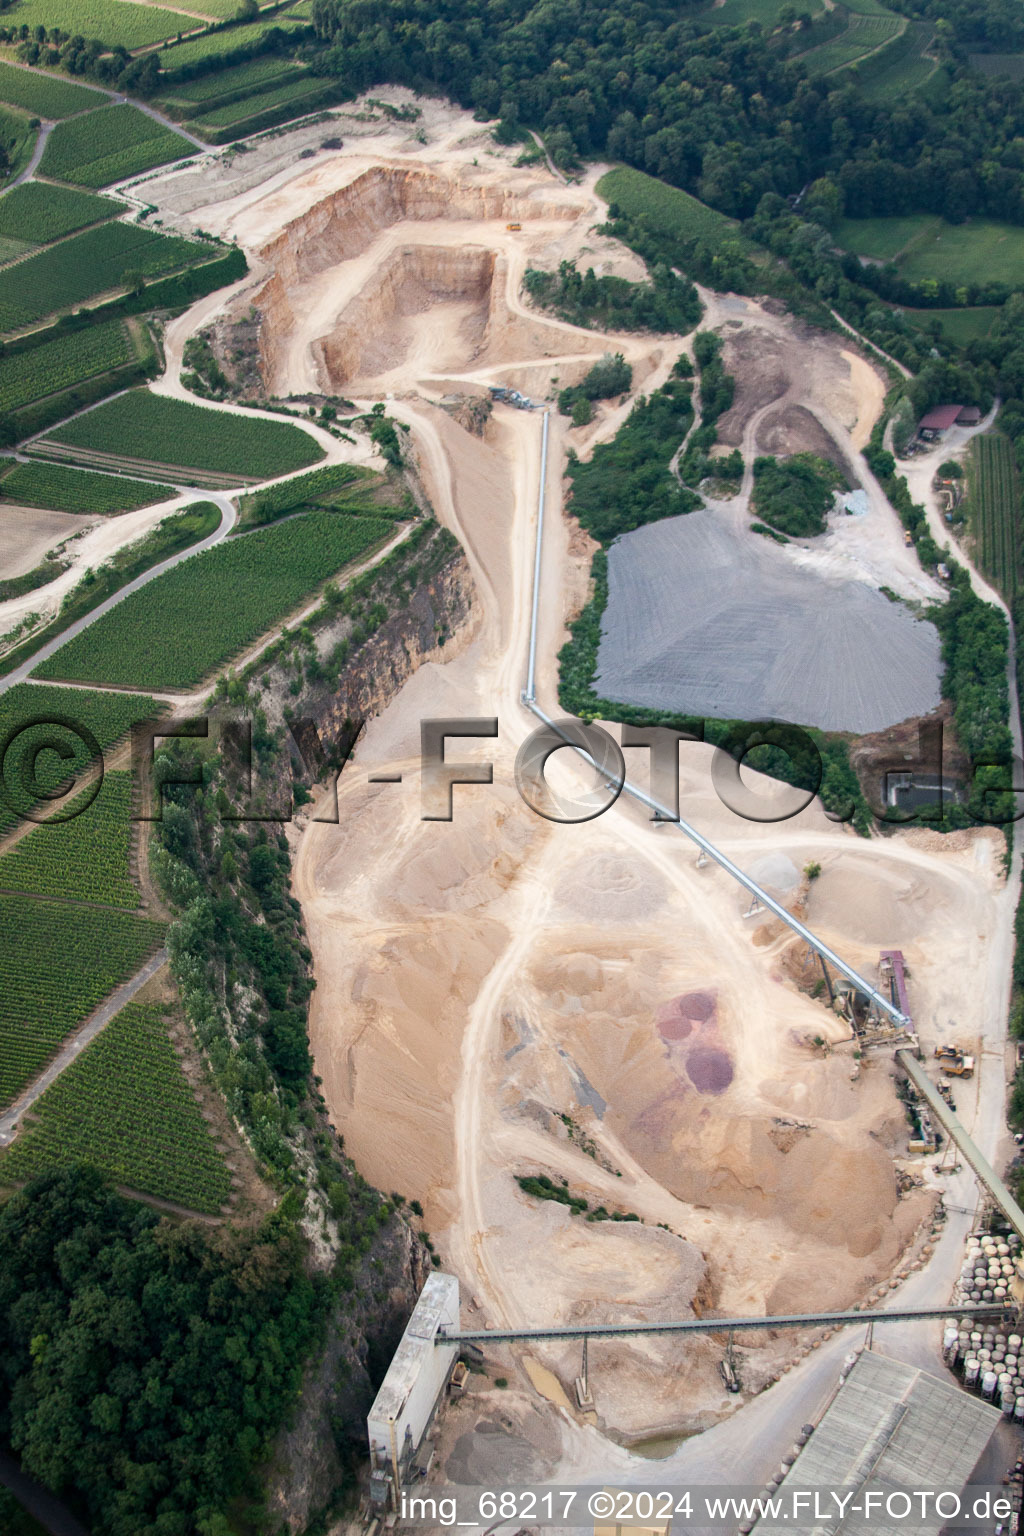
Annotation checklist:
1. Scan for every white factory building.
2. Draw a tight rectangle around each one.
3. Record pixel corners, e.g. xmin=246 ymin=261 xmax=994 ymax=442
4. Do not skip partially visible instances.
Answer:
xmin=367 ymin=1272 xmax=460 ymax=1508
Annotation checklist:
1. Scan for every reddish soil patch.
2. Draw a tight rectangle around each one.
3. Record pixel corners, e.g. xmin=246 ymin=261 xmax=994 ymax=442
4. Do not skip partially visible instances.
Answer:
xmin=659 ymin=1016 xmax=693 ymax=1041
xmin=678 ymin=990 xmax=716 ymax=1023
xmin=686 ymin=1047 xmax=734 ymax=1095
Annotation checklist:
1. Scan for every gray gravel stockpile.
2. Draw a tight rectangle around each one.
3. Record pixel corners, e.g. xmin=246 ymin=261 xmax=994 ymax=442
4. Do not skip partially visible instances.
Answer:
xmin=595 ymin=510 xmax=942 ymax=733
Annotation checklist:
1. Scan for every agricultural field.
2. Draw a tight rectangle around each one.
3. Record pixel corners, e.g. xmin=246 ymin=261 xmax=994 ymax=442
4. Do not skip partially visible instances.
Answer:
xmin=0 ymin=317 xmax=135 ymax=412
xmin=970 ymin=53 xmax=1024 ymax=82
xmin=0 ymin=102 xmax=34 ymax=184
xmin=968 ymin=432 xmax=1021 ymax=600
xmin=191 ymin=71 xmax=326 ymax=129
xmin=0 ymin=893 xmax=163 ymax=1106
xmin=0 ymin=221 xmax=215 ymax=332
xmin=0 ymin=459 xmax=175 ymax=513
xmin=0 ymin=181 xmax=122 ymax=245
xmin=799 ymin=11 xmax=903 ymax=75
xmin=38 ymin=103 xmax=192 ymax=188
xmin=238 ymin=462 xmax=372 ymax=524
xmin=836 ymin=213 xmax=936 ymax=261
xmin=36 ymin=509 xmax=391 ymax=689
xmin=699 ymin=0 xmax=821 ymax=24
xmin=0 ymin=235 xmax=33 ymax=264
xmin=155 ymin=15 xmax=308 ymax=70
xmin=0 ymin=60 xmax=106 ymax=117
xmin=903 ymin=306 xmax=1000 ymax=345
xmin=837 ymin=215 xmax=1024 ymax=287
xmin=40 ymin=389 xmax=325 ymax=479
xmin=0 ymin=1002 xmax=232 ymax=1214
xmin=900 ymin=220 xmax=1024 ymax=288
xmin=160 ymin=54 xmax=302 ymax=110
xmin=2 ymin=0 xmax=196 ymax=48
xmin=860 ymin=20 xmax=935 ymax=100
xmin=597 ymin=165 xmax=750 ymax=252
xmin=0 ymin=683 xmax=164 ymax=840
xmin=0 ymin=770 xmax=138 ymax=908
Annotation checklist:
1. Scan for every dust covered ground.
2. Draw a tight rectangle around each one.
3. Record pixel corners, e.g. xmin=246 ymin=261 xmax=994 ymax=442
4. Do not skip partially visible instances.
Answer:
xmin=141 ymin=97 xmax=1012 ymax=1452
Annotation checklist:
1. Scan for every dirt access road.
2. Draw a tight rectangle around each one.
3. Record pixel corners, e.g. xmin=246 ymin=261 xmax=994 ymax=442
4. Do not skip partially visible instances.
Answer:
xmin=144 ymin=93 xmax=1018 ymax=1455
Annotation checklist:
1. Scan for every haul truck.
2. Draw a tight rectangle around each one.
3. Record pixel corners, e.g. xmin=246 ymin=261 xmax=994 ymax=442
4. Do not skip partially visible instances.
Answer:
xmin=935 ymin=1044 xmax=975 ymax=1077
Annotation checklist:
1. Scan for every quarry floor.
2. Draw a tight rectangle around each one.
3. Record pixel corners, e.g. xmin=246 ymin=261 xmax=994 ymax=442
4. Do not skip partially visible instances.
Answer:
xmin=134 ymin=96 xmax=1019 ymax=1477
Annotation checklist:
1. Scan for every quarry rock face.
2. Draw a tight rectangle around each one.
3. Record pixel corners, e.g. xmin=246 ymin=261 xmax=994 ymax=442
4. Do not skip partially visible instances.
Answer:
xmin=266 ymin=1217 xmax=432 ymax=1533
xmin=251 ymin=165 xmax=579 ymax=390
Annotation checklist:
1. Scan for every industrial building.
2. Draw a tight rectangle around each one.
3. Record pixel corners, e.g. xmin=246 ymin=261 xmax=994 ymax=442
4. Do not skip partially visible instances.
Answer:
xmin=366 ymin=1273 xmax=460 ymax=1511
xmin=750 ymin=1350 xmax=1001 ymax=1536
xmin=917 ymin=404 xmax=981 ymax=440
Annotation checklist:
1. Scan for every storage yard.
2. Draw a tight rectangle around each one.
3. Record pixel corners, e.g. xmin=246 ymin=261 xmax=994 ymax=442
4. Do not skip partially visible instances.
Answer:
xmin=594 ymin=503 xmax=943 ymax=731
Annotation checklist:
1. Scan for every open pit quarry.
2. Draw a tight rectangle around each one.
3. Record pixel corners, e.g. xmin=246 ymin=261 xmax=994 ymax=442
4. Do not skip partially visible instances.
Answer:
xmin=135 ymin=95 xmax=1017 ymax=1471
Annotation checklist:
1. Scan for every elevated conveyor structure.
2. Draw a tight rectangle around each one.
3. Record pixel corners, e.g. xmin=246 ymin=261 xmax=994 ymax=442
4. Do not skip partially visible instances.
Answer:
xmin=521 ymin=412 xmax=910 ymax=1028
xmin=437 ymin=1303 xmax=1010 ymax=1347
xmin=896 ymin=1048 xmax=1024 ymax=1242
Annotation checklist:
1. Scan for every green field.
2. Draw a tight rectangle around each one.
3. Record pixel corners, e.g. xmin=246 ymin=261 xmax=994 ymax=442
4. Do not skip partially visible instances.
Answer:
xmin=970 ymin=53 xmax=1024 ymax=82
xmin=0 ymin=892 xmax=163 ymax=1105
xmin=3 ymin=0 xmax=197 ymax=48
xmin=968 ymin=432 xmax=1021 ymax=600
xmin=0 ymin=459 xmax=175 ymax=512
xmin=36 ymin=509 xmax=391 ymax=689
xmin=238 ymin=462 xmax=369 ymax=524
xmin=0 ymin=770 xmax=139 ymax=907
xmin=0 ymin=683 xmax=164 ymax=840
xmin=901 ymin=220 xmax=1024 ymax=287
xmin=700 ymin=0 xmax=821 ymax=23
xmin=39 ymin=103 xmax=192 ymax=188
xmin=903 ymin=306 xmax=1000 ymax=345
xmin=860 ymin=19 xmax=935 ymax=100
xmin=800 ymin=11 xmax=903 ymax=74
xmin=0 ymin=61 xmax=107 ymax=117
xmin=0 ymin=1002 xmax=232 ymax=1213
xmin=597 ymin=165 xmax=749 ymax=251
xmin=837 ymin=214 xmax=1024 ymax=286
xmin=162 ymin=54 xmax=302 ymax=108
xmin=0 ymin=181 xmax=123 ymax=245
xmin=0 ymin=318 xmax=135 ymax=411
xmin=155 ymin=14 xmax=307 ymax=70
xmin=192 ymin=71 xmax=325 ymax=129
xmin=0 ymin=222 xmax=215 ymax=332
xmin=0 ymin=235 xmax=33 ymax=263
xmin=41 ymin=389 xmax=325 ymax=479
xmin=836 ymin=213 xmax=934 ymax=261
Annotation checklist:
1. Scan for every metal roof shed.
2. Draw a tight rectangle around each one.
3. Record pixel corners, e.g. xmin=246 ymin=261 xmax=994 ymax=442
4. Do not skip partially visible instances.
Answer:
xmin=751 ymin=1351 xmax=1001 ymax=1536
xmin=919 ymin=405 xmax=963 ymax=431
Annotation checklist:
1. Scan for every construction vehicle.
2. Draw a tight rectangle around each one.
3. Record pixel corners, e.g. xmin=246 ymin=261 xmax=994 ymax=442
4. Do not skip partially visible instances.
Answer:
xmin=506 ymin=222 xmax=521 ymax=231
xmin=935 ymin=1043 xmax=975 ymax=1077
xmin=938 ymin=1079 xmax=957 ymax=1110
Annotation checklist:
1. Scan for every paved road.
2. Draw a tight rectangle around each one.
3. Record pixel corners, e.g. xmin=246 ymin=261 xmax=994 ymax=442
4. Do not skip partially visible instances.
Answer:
xmin=0 ymin=1449 xmax=90 ymax=1536
xmin=0 ymin=491 xmax=237 ymax=696
xmin=0 ymin=947 xmax=168 ymax=1146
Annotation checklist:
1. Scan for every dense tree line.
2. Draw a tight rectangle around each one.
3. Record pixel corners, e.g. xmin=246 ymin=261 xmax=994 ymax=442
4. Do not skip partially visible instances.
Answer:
xmin=524 ymin=259 xmax=700 ymax=334
xmin=565 ymin=367 xmax=698 ymax=543
xmin=0 ymin=1168 xmax=325 ymax=1536
xmin=751 ymin=452 xmax=843 ymax=537
xmin=311 ymin=0 xmax=1024 ymax=225
xmin=557 ymin=352 xmax=632 ymax=419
